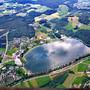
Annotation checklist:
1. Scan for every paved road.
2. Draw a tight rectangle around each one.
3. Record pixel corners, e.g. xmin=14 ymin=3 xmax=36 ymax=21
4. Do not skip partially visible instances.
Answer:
xmin=1 ymin=32 xmax=9 ymax=63
xmin=0 ymin=33 xmax=7 ymax=38
xmin=5 ymin=32 xmax=9 ymax=55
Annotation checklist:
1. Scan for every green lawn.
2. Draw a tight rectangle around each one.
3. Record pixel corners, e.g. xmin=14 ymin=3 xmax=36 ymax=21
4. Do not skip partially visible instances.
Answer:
xmin=0 ymin=48 xmax=5 ymax=52
xmin=0 ymin=48 xmax=7 ymax=63
xmin=6 ymin=48 xmax=18 ymax=56
xmin=36 ymin=76 xmax=51 ymax=87
xmin=16 ymin=80 xmax=33 ymax=88
xmin=0 ymin=56 xmax=3 ymax=63
xmin=27 ymin=81 xmax=33 ymax=87
xmin=37 ymin=25 xmax=48 ymax=34
xmin=70 ymin=64 xmax=78 ymax=73
xmin=73 ymin=76 xmax=88 ymax=85
xmin=4 ymin=61 xmax=15 ymax=66
xmin=79 ymin=24 xmax=90 ymax=30
xmin=16 ymin=67 xmax=26 ymax=77
xmin=65 ymin=23 xmax=73 ymax=30
xmin=83 ymin=59 xmax=90 ymax=65
xmin=20 ymin=81 xmax=30 ymax=88
xmin=63 ymin=74 xmax=75 ymax=88
xmin=65 ymin=23 xmax=76 ymax=32
xmin=43 ymin=72 xmax=68 ymax=88
xmin=15 ymin=75 xmax=51 ymax=88
xmin=56 ymin=84 xmax=65 ymax=88
xmin=78 ymin=63 xmax=88 ymax=72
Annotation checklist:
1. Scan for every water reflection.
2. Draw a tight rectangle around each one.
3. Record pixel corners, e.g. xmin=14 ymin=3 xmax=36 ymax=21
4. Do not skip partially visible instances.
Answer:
xmin=25 ymin=37 xmax=90 ymax=73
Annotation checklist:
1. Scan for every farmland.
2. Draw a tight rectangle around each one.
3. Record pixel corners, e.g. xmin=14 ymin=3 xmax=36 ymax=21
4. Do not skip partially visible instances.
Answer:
xmin=14 ymin=58 xmax=90 ymax=88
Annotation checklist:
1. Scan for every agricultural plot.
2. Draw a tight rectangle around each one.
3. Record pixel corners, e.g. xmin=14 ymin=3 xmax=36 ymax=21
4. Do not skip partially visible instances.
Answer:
xmin=72 ymin=76 xmax=89 ymax=87
xmin=15 ymin=75 xmax=51 ymax=88
xmin=63 ymin=74 xmax=75 ymax=88
xmin=78 ymin=63 xmax=88 ymax=72
xmin=83 ymin=59 xmax=90 ymax=65
xmin=36 ymin=76 xmax=51 ymax=87
xmin=15 ymin=58 xmax=90 ymax=88
xmin=16 ymin=81 xmax=33 ymax=88
xmin=42 ymin=73 xmax=68 ymax=88
xmin=0 ymin=48 xmax=5 ymax=52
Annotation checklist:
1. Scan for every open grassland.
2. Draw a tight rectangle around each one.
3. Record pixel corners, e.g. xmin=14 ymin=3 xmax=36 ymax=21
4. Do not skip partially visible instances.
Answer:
xmin=36 ymin=76 xmax=51 ymax=87
xmin=56 ymin=84 xmax=65 ymax=88
xmin=35 ymin=13 xmax=60 ymax=22
xmin=63 ymin=74 xmax=75 ymax=88
xmin=72 ymin=76 xmax=89 ymax=86
xmin=16 ymin=80 xmax=33 ymax=88
xmin=0 ymin=48 xmax=5 ymax=52
xmin=83 ymin=59 xmax=90 ymax=64
xmin=15 ymin=75 xmax=51 ymax=88
xmin=40 ymin=72 xmax=68 ymax=88
xmin=6 ymin=47 xmax=18 ymax=56
xmin=78 ymin=63 xmax=88 ymax=72
xmin=66 ymin=22 xmax=90 ymax=32
xmin=78 ymin=59 xmax=90 ymax=72
xmin=30 ymin=79 xmax=38 ymax=88
xmin=79 ymin=24 xmax=90 ymax=30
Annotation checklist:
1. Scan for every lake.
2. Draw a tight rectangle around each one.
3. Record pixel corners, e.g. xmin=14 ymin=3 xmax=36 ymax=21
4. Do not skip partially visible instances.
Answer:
xmin=24 ymin=37 xmax=90 ymax=73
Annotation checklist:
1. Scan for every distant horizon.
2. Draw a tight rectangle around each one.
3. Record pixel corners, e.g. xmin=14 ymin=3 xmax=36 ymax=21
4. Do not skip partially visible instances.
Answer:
xmin=0 ymin=0 xmax=90 ymax=4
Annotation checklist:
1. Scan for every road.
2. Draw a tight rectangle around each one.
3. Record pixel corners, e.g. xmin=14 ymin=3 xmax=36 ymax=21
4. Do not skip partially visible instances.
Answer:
xmin=0 ymin=32 xmax=7 ymax=38
xmin=5 ymin=31 xmax=9 ymax=55
xmin=1 ymin=31 xmax=9 ymax=63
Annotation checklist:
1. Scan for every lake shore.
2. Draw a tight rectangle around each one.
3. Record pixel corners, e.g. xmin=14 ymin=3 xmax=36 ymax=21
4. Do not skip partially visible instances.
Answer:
xmin=23 ymin=36 xmax=90 ymax=74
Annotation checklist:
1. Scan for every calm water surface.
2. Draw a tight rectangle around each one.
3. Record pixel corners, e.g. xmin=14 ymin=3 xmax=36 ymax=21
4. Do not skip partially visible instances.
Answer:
xmin=24 ymin=37 xmax=90 ymax=73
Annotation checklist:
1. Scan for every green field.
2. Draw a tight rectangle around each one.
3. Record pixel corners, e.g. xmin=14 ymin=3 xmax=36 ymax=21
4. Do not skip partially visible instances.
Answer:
xmin=79 ymin=24 xmax=90 ymax=30
xmin=65 ymin=23 xmax=74 ymax=30
xmin=15 ymin=75 xmax=51 ymax=88
xmin=83 ymin=59 xmax=90 ymax=64
xmin=63 ymin=74 xmax=75 ymax=88
xmin=78 ymin=63 xmax=88 ymax=72
xmin=73 ymin=76 xmax=88 ymax=85
xmin=0 ymin=48 xmax=5 ymax=52
xmin=15 ymin=73 xmax=68 ymax=88
xmin=16 ymin=67 xmax=26 ymax=77
xmin=78 ymin=59 xmax=90 ymax=72
xmin=36 ymin=76 xmax=51 ymax=87
xmin=43 ymin=72 xmax=68 ymax=88
xmin=65 ymin=23 xmax=76 ymax=32
xmin=66 ymin=22 xmax=90 ymax=32
xmin=0 ymin=56 xmax=3 ymax=63
xmin=56 ymin=84 xmax=65 ymax=88
xmin=16 ymin=80 xmax=33 ymax=88
xmin=4 ymin=61 xmax=15 ymax=66
xmin=6 ymin=48 xmax=18 ymax=56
